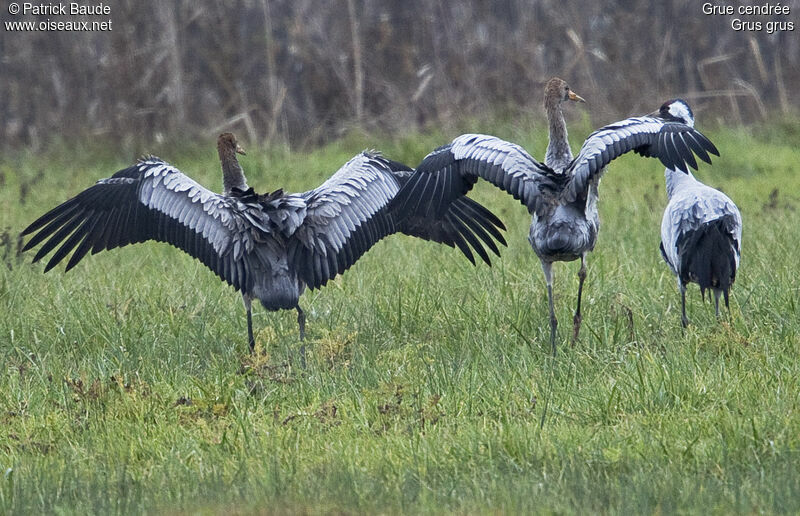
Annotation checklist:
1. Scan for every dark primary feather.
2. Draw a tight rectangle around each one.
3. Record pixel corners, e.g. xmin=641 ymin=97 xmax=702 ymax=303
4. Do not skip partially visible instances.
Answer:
xmin=632 ymin=123 xmax=718 ymax=165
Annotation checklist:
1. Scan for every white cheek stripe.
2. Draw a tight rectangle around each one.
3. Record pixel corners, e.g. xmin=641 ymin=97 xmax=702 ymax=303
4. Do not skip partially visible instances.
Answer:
xmin=668 ymin=101 xmax=694 ymax=127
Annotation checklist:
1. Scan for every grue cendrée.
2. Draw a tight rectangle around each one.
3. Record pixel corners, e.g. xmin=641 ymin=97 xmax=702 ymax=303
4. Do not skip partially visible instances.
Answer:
xmin=21 ymin=133 xmax=507 ymax=353
xmin=657 ymin=100 xmax=742 ymax=327
xmin=392 ymin=78 xmax=719 ymax=354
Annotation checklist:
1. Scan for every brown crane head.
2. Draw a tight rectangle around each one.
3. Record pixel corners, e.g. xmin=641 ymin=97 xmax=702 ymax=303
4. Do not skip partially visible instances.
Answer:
xmin=217 ymin=132 xmax=246 ymax=158
xmin=544 ymin=77 xmax=586 ymax=108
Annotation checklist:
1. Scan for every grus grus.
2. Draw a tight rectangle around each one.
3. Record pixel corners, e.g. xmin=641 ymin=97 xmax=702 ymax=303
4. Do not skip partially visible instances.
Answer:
xmin=392 ymin=78 xmax=719 ymax=354
xmin=21 ymin=133 xmax=507 ymax=353
xmin=657 ymin=100 xmax=742 ymax=326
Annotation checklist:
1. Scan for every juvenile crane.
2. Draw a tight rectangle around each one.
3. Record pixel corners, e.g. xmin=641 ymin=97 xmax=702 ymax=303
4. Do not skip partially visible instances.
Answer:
xmin=21 ymin=133 xmax=507 ymax=353
xmin=658 ymin=100 xmax=742 ymax=326
xmin=393 ymin=78 xmax=719 ymax=353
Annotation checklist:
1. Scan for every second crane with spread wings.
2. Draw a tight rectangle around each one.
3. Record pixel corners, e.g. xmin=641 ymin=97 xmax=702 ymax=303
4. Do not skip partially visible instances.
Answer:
xmin=21 ymin=133 xmax=506 ymax=354
xmin=392 ymin=78 xmax=719 ymax=354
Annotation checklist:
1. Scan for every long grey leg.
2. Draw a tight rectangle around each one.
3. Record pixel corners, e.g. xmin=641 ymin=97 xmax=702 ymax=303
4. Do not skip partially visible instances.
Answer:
xmin=572 ymin=254 xmax=587 ymax=344
xmin=542 ymin=261 xmax=557 ymax=355
xmin=243 ymin=294 xmax=255 ymax=354
xmin=680 ymin=283 xmax=689 ymax=328
xmin=713 ymin=289 xmax=722 ymax=319
xmin=296 ymin=306 xmax=306 ymax=368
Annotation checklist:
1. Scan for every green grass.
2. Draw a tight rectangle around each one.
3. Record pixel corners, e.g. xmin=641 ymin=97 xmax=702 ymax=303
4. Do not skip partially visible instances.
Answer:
xmin=1 ymin=122 xmax=799 ymax=514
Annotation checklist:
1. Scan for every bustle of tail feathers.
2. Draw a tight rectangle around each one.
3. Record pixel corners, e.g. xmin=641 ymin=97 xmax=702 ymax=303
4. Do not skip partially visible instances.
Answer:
xmin=257 ymin=188 xmax=285 ymax=203
xmin=676 ymin=214 xmax=738 ymax=304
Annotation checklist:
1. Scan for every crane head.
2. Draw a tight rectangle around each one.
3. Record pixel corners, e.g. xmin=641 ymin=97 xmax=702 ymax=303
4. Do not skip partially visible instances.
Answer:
xmin=544 ymin=77 xmax=586 ymax=106
xmin=654 ymin=99 xmax=695 ymax=128
xmin=218 ymin=132 xmax=246 ymax=156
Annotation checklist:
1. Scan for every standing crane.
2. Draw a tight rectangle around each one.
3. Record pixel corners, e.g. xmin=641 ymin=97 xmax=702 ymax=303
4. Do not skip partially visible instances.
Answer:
xmin=392 ymin=78 xmax=719 ymax=354
xmin=657 ymin=100 xmax=742 ymax=326
xmin=21 ymin=133 xmax=507 ymax=353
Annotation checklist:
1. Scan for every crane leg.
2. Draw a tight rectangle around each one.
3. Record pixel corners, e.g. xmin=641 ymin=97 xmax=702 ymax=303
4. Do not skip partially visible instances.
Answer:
xmin=297 ymin=306 xmax=306 ymax=341
xmin=723 ymin=288 xmax=732 ymax=323
xmin=296 ymin=305 xmax=306 ymax=368
xmin=243 ymin=294 xmax=255 ymax=354
xmin=542 ymin=261 xmax=558 ymax=356
xmin=680 ymin=283 xmax=689 ymax=328
xmin=572 ymin=254 xmax=587 ymax=344
xmin=713 ymin=290 xmax=722 ymax=319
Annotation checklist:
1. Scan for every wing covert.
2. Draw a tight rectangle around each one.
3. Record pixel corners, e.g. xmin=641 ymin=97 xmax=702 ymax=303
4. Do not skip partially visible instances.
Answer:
xmin=289 ymin=153 xmax=404 ymax=289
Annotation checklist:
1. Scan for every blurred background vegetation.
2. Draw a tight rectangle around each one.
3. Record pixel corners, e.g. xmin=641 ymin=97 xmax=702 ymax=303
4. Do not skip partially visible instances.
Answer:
xmin=1 ymin=0 xmax=798 ymax=153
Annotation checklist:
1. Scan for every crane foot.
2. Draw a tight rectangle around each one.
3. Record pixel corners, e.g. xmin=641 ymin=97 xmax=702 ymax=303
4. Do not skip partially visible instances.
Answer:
xmin=571 ymin=313 xmax=582 ymax=345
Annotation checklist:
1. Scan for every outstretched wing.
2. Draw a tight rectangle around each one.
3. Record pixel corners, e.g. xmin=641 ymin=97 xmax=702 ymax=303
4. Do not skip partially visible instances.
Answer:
xmin=563 ymin=117 xmax=719 ymax=202
xmin=389 ymin=160 xmax=507 ymax=266
xmin=21 ymin=158 xmax=270 ymax=291
xmin=392 ymin=134 xmax=565 ymax=221
xmin=289 ymin=152 xmax=506 ymax=289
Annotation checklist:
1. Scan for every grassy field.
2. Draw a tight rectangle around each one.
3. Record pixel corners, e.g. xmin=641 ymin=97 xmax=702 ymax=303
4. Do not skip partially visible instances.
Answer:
xmin=1 ymin=120 xmax=799 ymax=514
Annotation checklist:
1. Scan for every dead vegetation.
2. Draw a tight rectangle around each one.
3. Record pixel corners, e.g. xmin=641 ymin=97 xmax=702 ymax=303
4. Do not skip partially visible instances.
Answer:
xmin=2 ymin=0 xmax=796 ymax=151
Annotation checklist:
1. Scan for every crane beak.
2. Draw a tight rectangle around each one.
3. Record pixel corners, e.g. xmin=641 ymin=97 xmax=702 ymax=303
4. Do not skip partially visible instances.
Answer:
xmin=236 ymin=144 xmax=246 ymax=156
xmin=568 ymin=90 xmax=586 ymax=103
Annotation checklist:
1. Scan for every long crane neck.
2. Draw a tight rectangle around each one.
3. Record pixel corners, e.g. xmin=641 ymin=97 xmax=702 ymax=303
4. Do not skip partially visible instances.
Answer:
xmin=664 ymin=168 xmax=698 ymax=199
xmin=219 ymin=145 xmax=248 ymax=195
xmin=544 ymin=97 xmax=573 ymax=171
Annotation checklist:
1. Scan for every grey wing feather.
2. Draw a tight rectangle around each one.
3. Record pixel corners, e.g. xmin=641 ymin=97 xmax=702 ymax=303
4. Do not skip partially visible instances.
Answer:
xmin=393 ymin=134 xmax=562 ymax=220
xmin=21 ymin=158 xmax=267 ymax=291
xmin=564 ymin=117 xmax=719 ymax=203
xmin=289 ymin=153 xmax=402 ymax=289
xmin=290 ymin=152 xmax=507 ymax=289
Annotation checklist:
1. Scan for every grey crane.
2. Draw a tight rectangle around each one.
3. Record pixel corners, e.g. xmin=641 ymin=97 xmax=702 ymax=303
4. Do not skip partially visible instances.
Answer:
xmin=392 ymin=78 xmax=719 ymax=354
xmin=21 ymin=133 xmax=507 ymax=353
xmin=657 ymin=100 xmax=742 ymax=326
